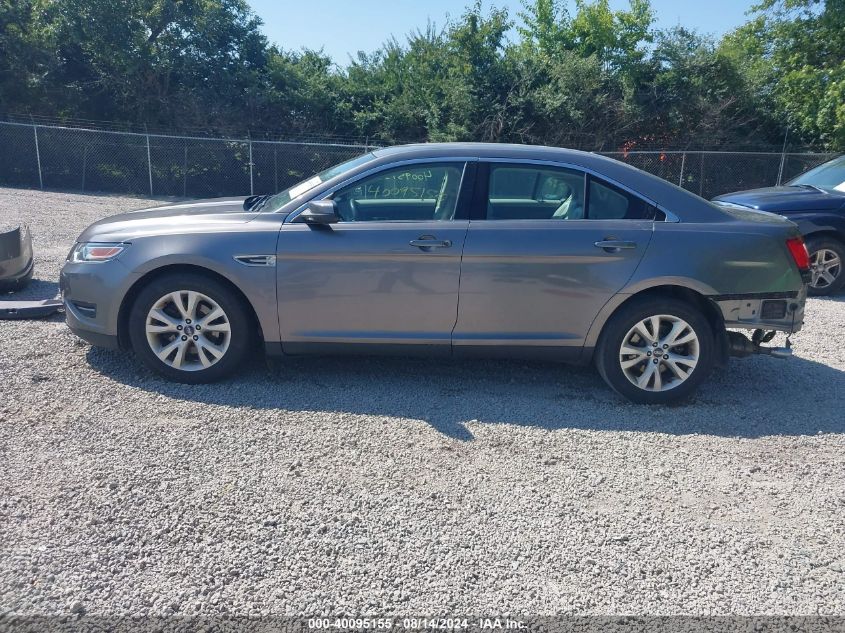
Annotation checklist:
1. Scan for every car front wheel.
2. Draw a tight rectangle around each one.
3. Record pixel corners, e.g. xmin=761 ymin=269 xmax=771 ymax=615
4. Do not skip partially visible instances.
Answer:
xmin=128 ymin=273 xmax=252 ymax=383
xmin=595 ymin=297 xmax=715 ymax=404
xmin=806 ymin=237 xmax=845 ymax=296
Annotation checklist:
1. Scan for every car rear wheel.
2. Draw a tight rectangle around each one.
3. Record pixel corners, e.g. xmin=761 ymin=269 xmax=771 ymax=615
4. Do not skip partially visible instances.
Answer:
xmin=128 ymin=273 xmax=252 ymax=383
xmin=806 ymin=237 xmax=845 ymax=296
xmin=595 ymin=297 xmax=715 ymax=404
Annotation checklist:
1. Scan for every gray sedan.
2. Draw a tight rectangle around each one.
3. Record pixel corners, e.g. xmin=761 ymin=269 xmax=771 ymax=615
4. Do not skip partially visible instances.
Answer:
xmin=61 ymin=143 xmax=810 ymax=404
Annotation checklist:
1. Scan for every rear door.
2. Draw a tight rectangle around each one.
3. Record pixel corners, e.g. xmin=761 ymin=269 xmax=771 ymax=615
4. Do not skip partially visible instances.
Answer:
xmin=453 ymin=161 xmax=656 ymax=359
xmin=277 ymin=160 xmax=474 ymax=354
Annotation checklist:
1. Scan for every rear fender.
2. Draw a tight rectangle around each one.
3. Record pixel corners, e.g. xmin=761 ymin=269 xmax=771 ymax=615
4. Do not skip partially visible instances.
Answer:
xmin=581 ymin=277 xmax=718 ymax=351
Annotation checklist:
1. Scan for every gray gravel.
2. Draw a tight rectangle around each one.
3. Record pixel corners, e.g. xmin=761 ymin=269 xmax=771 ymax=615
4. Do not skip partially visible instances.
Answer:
xmin=1 ymin=187 xmax=845 ymax=617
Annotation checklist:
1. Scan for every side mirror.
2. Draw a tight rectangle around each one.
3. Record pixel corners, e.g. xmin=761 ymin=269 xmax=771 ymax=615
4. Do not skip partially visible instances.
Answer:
xmin=294 ymin=199 xmax=340 ymax=224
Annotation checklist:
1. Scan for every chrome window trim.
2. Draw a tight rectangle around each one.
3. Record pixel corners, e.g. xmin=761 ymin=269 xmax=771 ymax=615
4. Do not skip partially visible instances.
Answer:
xmin=481 ymin=157 xmax=680 ymax=223
xmin=286 ymin=157 xmax=479 ymax=224
xmin=233 ymin=254 xmax=277 ymax=267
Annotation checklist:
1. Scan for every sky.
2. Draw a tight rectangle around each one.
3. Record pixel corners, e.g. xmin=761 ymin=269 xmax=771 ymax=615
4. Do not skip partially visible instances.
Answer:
xmin=247 ymin=0 xmax=758 ymax=65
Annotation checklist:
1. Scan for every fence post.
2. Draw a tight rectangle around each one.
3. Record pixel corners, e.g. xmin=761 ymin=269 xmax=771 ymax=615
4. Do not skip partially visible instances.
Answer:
xmin=33 ymin=125 xmax=44 ymax=190
xmin=146 ymin=134 xmax=153 ymax=196
xmin=249 ymin=141 xmax=254 ymax=195
xmin=776 ymin=151 xmax=787 ymax=186
xmin=183 ymin=144 xmax=188 ymax=198
xmin=81 ymin=145 xmax=87 ymax=192
xmin=678 ymin=152 xmax=686 ymax=187
xmin=777 ymin=127 xmax=789 ymax=186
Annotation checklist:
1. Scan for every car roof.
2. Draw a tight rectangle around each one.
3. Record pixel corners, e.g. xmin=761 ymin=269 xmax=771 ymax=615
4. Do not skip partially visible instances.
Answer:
xmin=370 ymin=143 xmax=724 ymax=223
xmin=374 ymin=142 xmax=609 ymax=165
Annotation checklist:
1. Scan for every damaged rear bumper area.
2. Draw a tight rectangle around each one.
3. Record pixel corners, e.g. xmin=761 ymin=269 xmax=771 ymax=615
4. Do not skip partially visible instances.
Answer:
xmin=0 ymin=224 xmax=34 ymax=292
xmin=711 ymin=288 xmax=807 ymax=360
xmin=712 ymin=288 xmax=806 ymax=334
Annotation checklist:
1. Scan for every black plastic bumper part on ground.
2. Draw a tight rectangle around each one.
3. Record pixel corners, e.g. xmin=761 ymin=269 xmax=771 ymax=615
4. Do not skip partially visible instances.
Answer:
xmin=0 ymin=224 xmax=34 ymax=291
xmin=0 ymin=299 xmax=63 ymax=320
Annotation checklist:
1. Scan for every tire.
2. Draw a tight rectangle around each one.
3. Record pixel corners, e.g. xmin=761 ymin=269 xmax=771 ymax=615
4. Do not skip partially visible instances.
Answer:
xmin=595 ymin=297 xmax=716 ymax=405
xmin=806 ymin=236 xmax=845 ymax=296
xmin=128 ymin=272 xmax=252 ymax=383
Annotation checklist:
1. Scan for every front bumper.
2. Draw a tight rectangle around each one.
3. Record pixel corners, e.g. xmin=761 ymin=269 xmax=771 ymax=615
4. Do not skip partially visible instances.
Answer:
xmin=60 ymin=259 xmax=139 ymax=349
xmin=712 ymin=287 xmax=807 ymax=334
xmin=0 ymin=224 xmax=34 ymax=289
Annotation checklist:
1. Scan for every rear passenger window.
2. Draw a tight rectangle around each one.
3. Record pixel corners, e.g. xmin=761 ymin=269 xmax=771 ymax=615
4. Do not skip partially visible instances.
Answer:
xmin=484 ymin=165 xmax=661 ymax=221
xmin=486 ymin=165 xmax=586 ymax=220
xmin=587 ymin=177 xmax=658 ymax=220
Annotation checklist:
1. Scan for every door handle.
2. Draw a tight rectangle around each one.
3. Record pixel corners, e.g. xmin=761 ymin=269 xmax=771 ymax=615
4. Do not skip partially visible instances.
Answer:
xmin=594 ymin=240 xmax=637 ymax=252
xmin=410 ymin=237 xmax=452 ymax=249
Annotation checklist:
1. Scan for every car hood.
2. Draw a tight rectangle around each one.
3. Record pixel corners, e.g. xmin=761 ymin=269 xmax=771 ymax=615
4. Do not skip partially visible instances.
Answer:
xmin=76 ymin=196 xmax=265 ymax=242
xmin=713 ymin=186 xmax=845 ymax=213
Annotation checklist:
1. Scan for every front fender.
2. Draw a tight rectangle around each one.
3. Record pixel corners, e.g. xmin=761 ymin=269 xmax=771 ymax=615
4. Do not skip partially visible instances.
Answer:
xmin=118 ymin=232 xmax=280 ymax=344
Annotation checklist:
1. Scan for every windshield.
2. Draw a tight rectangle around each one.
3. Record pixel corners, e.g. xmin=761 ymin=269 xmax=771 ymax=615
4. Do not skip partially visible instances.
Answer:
xmin=788 ymin=155 xmax=845 ymax=192
xmin=263 ymin=152 xmax=376 ymax=212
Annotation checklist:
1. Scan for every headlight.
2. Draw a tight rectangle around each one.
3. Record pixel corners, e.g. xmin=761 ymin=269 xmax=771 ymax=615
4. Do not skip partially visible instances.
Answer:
xmin=70 ymin=242 xmax=128 ymax=262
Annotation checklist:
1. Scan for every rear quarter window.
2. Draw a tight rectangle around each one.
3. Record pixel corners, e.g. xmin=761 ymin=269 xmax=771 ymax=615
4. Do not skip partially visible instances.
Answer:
xmin=587 ymin=176 xmax=661 ymax=220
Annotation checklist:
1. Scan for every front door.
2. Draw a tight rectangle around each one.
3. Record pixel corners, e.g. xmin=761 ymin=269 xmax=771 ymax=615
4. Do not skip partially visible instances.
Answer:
xmin=277 ymin=161 xmax=472 ymax=355
xmin=453 ymin=162 xmax=655 ymax=359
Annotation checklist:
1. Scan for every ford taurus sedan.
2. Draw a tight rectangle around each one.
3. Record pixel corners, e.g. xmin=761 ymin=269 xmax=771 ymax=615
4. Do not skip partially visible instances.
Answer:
xmin=61 ymin=143 xmax=810 ymax=404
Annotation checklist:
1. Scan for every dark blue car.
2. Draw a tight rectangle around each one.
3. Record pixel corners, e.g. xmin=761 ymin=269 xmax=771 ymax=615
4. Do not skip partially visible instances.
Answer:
xmin=714 ymin=155 xmax=845 ymax=296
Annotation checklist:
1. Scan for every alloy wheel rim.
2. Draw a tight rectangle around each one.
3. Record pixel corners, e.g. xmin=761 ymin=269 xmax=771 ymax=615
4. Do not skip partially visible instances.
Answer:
xmin=619 ymin=314 xmax=700 ymax=392
xmin=145 ymin=291 xmax=231 ymax=371
xmin=810 ymin=248 xmax=842 ymax=288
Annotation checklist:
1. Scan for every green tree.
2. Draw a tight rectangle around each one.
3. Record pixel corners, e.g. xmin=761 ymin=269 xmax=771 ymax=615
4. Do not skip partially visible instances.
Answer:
xmin=344 ymin=28 xmax=452 ymax=142
xmin=515 ymin=0 xmax=656 ymax=148
xmin=518 ymin=0 xmax=654 ymax=70
xmin=0 ymin=0 xmax=51 ymax=114
xmin=646 ymin=26 xmax=778 ymax=148
xmin=342 ymin=3 xmax=518 ymax=143
xmin=724 ymin=0 xmax=845 ymax=149
xmin=264 ymin=48 xmax=352 ymax=137
xmin=441 ymin=2 xmax=516 ymax=140
xmin=2 ymin=0 xmax=270 ymax=128
xmin=517 ymin=0 xmax=569 ymax=59
xmin=527 ymin=50 xmax=626 ymax=148
xmin=1 ymin=0 xmax=836 ymax=153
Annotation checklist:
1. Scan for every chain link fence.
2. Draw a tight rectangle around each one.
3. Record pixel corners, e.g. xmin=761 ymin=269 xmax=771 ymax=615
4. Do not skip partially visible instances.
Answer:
xmin=0 ymin=121 xmax=372 ymax=200
xmin=0 ymin=120 xmax=837 ymax=200
xmin=604 ymin=150 xmax=838 ymax=199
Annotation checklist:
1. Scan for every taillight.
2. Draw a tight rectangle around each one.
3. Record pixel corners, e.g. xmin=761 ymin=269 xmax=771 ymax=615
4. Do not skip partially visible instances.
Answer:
xmin=786 ymin=236 xmax=810 ymax=270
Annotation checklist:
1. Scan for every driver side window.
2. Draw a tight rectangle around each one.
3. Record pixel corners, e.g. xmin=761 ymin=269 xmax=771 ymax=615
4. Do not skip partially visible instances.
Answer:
xmin=332 ymin=163 xmax=465 ymax=222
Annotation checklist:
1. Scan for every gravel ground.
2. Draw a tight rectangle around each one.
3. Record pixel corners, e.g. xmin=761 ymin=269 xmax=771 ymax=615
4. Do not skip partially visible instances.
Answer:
xmin=1 ymin=187 xmax=844 ymax=618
